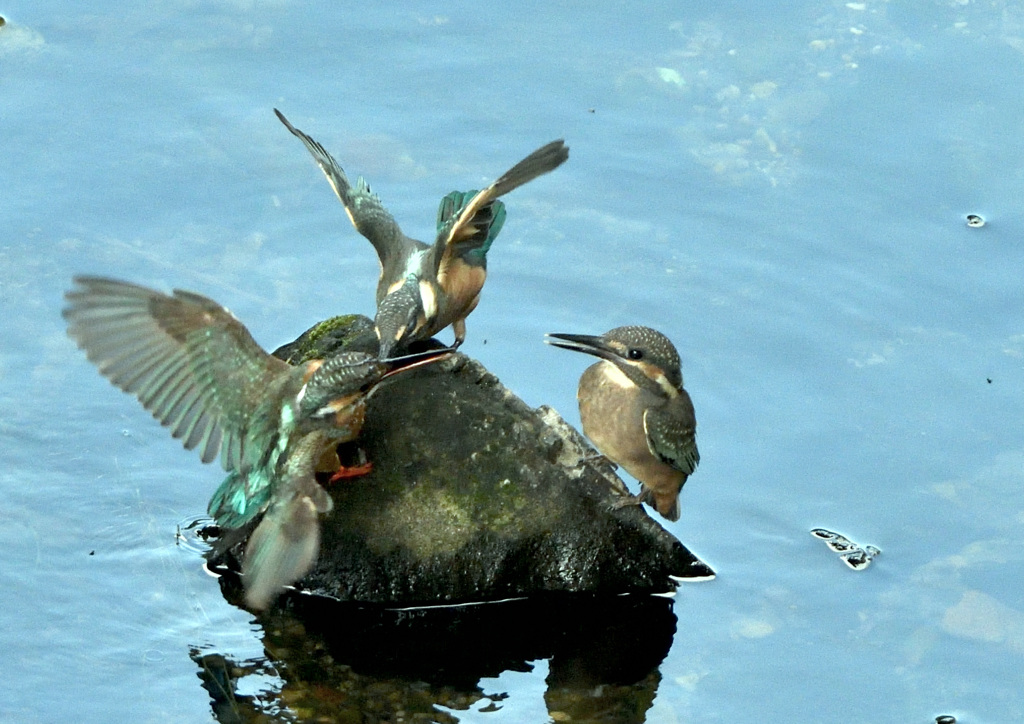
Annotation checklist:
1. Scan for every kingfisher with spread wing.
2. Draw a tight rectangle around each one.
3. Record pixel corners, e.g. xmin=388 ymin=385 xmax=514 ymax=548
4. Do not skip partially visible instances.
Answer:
xmin=64 ymin=276 xmax=447 ymax=609
xmin=275 ymin=109 xmax=568 ymax=357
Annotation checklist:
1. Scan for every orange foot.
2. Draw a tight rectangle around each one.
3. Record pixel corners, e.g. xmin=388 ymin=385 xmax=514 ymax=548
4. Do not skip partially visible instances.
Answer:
xmin=329 ymin=461 xmax=373 ymax=482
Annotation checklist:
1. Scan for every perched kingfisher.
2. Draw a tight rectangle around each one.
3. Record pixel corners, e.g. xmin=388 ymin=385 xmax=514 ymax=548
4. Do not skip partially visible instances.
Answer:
xmin=545 ymin=326 xmax=699 ymax=522
xmin=275 ymin=109 xmax=569 ymax=357
xmin=63 ymin=276 xmax=448 ymax=609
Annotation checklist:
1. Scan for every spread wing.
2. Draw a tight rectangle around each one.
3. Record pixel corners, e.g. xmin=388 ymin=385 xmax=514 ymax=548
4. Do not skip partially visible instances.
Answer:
xmin=434 ymin=139 xmax=568 ymax=277
xmin=63 ymin=276 xmax=293 ymax=472
xmin=643 ymin=401 xmax=699 ymax=476
xmin=275 ymin=108 xmax=407 ymax=269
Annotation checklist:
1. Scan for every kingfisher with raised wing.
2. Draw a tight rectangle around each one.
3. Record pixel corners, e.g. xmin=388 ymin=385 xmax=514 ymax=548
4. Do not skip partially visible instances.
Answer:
xmin=275 ymin=109 xmax=568 ymax=357
xmin=64 ymin=276 xmax=448 ymax=609
xmin=545 ymin=326 xmax=699 ymax=522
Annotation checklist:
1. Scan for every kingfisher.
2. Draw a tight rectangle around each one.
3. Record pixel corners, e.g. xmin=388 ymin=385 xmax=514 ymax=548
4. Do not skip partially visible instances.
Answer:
xmin=64 ymin=276 xmax=448 ymax=609
xmin=275 ymin=108 xmax=569 ymax=357
xmin=545 ymin=326 xmax=699 ymax=522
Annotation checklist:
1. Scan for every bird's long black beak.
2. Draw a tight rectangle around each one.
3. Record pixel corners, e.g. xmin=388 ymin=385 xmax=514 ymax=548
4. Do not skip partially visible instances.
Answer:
xmin=544 ymin=333 xmax=621 ymax=363
xmin=380 ymin=346 xmax=456 ymax=377
xmin=360 ymin=347 xmax=455 ymax=403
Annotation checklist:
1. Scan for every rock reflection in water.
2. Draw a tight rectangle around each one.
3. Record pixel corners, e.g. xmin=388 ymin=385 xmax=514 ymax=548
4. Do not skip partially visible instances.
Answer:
xmin=192 ymin=592 xmax=678 ymax=723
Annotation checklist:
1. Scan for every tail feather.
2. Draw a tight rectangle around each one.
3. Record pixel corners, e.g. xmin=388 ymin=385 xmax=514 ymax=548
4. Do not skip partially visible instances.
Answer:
xmin=639 ymin=485 xmax=680 ymax=522
xmin=241 ymin=479 xmax=332 ymax=610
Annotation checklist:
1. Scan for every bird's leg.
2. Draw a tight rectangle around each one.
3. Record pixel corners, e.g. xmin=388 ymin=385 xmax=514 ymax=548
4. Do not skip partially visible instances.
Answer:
xmin=611 ymin=485 xmax=657 ymax=512
xmin=451 ymin=318 xmax=467 ymax=349
xmin=319 ymin=442 xmax=373 ymax=482
xmin=610 ymin=493 xmax=644 ymax=511
xmin=328 ymin=447 xmax=373 ymax=482
xmin=330 ymin=462 xmax=373 ymax=481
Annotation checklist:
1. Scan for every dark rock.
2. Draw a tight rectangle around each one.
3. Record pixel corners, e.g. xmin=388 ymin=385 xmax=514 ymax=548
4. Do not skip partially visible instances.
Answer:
xmin=219 ymin=315 xmax=714 ymax=606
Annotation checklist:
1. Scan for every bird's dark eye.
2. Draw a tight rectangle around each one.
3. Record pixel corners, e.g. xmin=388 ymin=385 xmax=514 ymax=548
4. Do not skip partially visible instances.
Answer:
xmin=627 ymin=348 xmax=644 ymax=360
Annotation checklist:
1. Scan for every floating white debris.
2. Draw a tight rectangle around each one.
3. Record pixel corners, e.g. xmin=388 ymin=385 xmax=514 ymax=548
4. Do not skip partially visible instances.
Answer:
xmin=810 ymin=528 xmax=881 ymax=570
xmin=656 ymin=67 xmax=685 ymax=86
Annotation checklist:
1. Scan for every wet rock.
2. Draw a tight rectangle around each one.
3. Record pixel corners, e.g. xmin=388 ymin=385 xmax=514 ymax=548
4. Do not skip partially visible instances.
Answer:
xmin=217 ymin=315 xmax=714 ymax=606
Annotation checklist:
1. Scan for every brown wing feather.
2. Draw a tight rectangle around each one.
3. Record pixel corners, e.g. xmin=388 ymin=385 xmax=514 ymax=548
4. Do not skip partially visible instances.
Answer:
xmin=64 ymin=276 xmax=292 ymax=470
xmin=275 ymin=109 xmax=410 ymax=271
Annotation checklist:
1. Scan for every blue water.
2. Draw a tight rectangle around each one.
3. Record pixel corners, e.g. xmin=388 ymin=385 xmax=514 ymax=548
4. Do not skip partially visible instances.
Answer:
xmin=3 ymin=1 xmax=1023 ymax=721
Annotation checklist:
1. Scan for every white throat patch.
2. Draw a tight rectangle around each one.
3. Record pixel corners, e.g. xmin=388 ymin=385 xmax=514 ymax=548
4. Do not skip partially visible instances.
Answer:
xmin=600 ymin=361 xmax=636 ymax=389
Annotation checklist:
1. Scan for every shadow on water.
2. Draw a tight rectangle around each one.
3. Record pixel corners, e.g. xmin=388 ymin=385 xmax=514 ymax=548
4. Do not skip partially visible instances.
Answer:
xmin=191 ymin=586 xmax=678 ymax=723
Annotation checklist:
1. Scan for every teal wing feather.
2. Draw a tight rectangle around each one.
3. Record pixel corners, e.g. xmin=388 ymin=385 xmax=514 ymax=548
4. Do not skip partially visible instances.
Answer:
xmin=436 ymin=190 xmax=506 ymax=265
xmin=207 ymin=468 xmax=274 ymax=529
xmin=434 ymin=139 xmax=567 ymax=275
xmin=63 ymin=276 xmax=294 ymax=473
xmin=275 ymin=109 xmax=409 ymax=270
